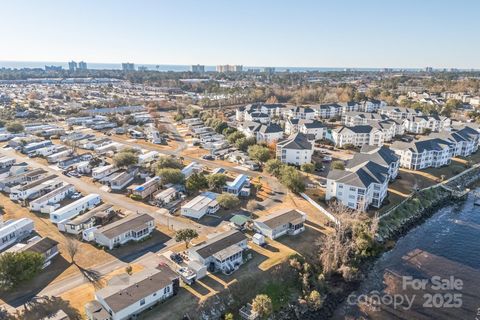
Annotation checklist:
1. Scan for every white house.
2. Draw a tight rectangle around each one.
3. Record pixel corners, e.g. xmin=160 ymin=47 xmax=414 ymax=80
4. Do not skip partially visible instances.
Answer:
xmin=181 ymin=192 xmax=219 ymax=219
xmin=0 ymin=218 xmax=34 ymax=252
xmin=276 ymin=132 xmax=314 ymax=166
xmin=93 ymin=213 xmax=155 ymax=250
xmin=92 ymin=265 xmax=179 ymax=320
xmin=181 ymin=162 xmax=202 ymax=179
xmin=50 ymin=194 xmax=101 ymax=223
xmin=109 ymin=169 xmax=137 ymax=191
xmin=29 ymin=183 xmax=76 ymax=213
xmin=188 ymin=230 xmax=248 ymax=274
xmin=253 ymin=208 xmax=306 ymax=240
xmin=46 ymin=149 xmax=73 ymax=163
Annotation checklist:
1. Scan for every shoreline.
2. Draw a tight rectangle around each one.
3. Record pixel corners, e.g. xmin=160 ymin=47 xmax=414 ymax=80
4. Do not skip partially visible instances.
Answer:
xmin=314 ymin=166 xmax=480 ymax=319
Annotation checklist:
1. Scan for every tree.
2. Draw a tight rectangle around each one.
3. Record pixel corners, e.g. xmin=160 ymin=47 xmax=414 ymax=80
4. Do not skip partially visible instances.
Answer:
xmin=113 ymin=151 xmax=138 ymax=168
xmin=227 ymin=131 xmax=245 ymax=144
xmin=214 ymin=121 xmax=228 ymax=134
xmin=265 ymin=159 xmax=283 ymax=177
xmin=331 ymin=160 xmax=345 ymax=170
xmin=155 ymin=156 xmax=183 ymax=170
xmin=157 ymin=168 xmax=185 ymax=185
xmin=307 ymin=290 xmax=323 ymax=310
xmin=300 ymin=163 xmax=315 ymax=173
xmin=224 ymin=313 xmax=234 ymax=320
xmin=235 ymin=137 xmax=256 ymax=152
xmin=0 ymin=251 xmax=44 ymax=290
xmin=248 ymin=145 xmax=271 ymax=163
xmin=207 ymin=173 xmax=227 ymax=191
xmin=217 ymin=193 xmax=241 ymax=209
xmin=6 ymin=122 xmax=24 ymax=134
xmin=175 ymin=229 xmax=199 ymax=248
xmin=279 ymin=166 xmax=305 ymax=193
xmin=125 ymin=265 xmax=133 ymax=275
xmin=251 ymin=294 xmax=273 ymax=319
xmin=66 ymin=239 xmax=80 ymax=264
xmin=174 ymin=113 xmax=184 ymax=122
xmin=186 ymin=173 xmax=208 ymax=193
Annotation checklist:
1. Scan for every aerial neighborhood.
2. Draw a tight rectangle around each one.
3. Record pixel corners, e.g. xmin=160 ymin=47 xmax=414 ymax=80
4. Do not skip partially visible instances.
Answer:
xmin=0 ymin=65 xmax=480 ymax=320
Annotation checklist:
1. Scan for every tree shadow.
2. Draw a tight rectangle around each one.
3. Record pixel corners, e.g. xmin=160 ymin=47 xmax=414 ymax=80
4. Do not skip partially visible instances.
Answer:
xmin=14 ymin=295 xmax=82 ymax=320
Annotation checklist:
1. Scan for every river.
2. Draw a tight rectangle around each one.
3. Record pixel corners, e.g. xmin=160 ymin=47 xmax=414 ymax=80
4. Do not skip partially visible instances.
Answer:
xmin=334 ymin=189 xmax=480 ymax=320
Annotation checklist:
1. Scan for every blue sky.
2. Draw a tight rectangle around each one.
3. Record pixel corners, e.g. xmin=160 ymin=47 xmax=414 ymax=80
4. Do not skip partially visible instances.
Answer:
xmin=2 ymin=0 xmax=479 ymax=68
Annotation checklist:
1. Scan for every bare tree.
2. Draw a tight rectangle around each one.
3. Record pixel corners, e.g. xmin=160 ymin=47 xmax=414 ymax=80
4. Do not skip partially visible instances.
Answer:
xmin=66 ymin=239 xmax=79 ymax=264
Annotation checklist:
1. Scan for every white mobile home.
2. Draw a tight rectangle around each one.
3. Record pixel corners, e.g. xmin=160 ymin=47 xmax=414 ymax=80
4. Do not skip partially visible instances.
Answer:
xmin=50 ymin=194 xmax=101 ymax=223
xmin=0 ymin=218 xmax=34 ymax=252
xmin=138 ymin=151 xmax=159 ymax=164
xmin=47 ymin=149 xmax=73 ymax=163
xmin=181 ymin=192 xmax=219 ymax=219
xmin=93 ymin=213 xmax=155 ymax=250
xmin=9 ymin=175 xmax=62 ymax=201
xmin=92 ymin=265 xmax=179 ymax=320
xmin=29 ymin=183 xmax=76 ymax=213
xmin=92 ymin=164 xmax=118 ymax=180
xmin=188 ymin=230 xmax=248 ymax=274
xmin=253 ymin=209 xmax=306 ymax=240
xmin=62 ymin=204 xmax=113 ymax=235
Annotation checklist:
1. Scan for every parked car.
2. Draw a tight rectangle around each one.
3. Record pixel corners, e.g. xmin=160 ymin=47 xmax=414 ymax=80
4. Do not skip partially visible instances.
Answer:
xmin=70 ymin=192 xmax=82 ymax=199
xmin=170 ymin=253 xmax=183 ymax=264
xmin=202 ymin=155 xmax=214 ymax=160
xmin=323 ymin=156 xmax=332 ymax=162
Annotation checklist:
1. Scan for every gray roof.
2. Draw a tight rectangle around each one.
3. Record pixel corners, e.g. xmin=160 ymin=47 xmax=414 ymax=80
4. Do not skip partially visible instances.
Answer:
xmin=348 ymin=146 xmax=398 ymax=169
xmin=277 ymin=132 xmax=312 ymax=150
xmin=21 ymin=237 xmax=58 ymax=255
xmin=391 ymin=137 xmax=454 ymax=153
xmin=96 ymin=213 xmax=154 ymax=239
xmin=96 ymin=265 xmax=178 ymax=313
xmin=328 ymin=161 xmax=389 ymax=188
xmin=301 ymin=120 xmax=325 ymax=129
xmin=259 ymin=123 xmax=283 ymax=134
xmin=335 ymin=125 xmax=374 ymax=134
xmin=255 ymin=208 xmax=305 ymax=229
xmin=190 ymin=230 xmax=246 ymax=259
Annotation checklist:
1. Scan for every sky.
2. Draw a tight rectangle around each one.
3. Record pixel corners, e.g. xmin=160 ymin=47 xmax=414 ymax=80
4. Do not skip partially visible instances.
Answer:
xmin=2 ymin=0 xmax=480 ymax=69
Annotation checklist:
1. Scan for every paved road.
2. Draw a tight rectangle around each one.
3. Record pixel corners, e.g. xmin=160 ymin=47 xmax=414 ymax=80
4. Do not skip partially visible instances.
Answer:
xmin=0 ymin=147 xmax=212 ymax=234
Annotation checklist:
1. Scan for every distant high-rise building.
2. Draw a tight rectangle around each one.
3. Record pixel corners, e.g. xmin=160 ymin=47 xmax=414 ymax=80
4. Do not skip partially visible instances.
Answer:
xmin=191 ymin=64 xmax=205 ymax=73
xmin=45 ymin=65 xmax=63 ymax=71
xmin=263 ymin=67 xmax=275 ymax=74
xmin=425 ymin=67 xmax=433 ymax=73
xmin=68 ymin=61 xmax=77 ymax=72
xmin=78 ymin=61 xmax=87 ymax=70
xmin=122 ymin=63 xmax=135 ymax=71
xmin=138 ymin=66 xmax=148 ymax=71
xmin=216 ymin=64 xmax=243 ymax=73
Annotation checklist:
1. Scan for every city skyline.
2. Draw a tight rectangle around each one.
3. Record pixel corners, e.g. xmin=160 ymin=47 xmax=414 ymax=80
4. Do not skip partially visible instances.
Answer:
xmin=2 ymin=0 xmax=480 ymax=69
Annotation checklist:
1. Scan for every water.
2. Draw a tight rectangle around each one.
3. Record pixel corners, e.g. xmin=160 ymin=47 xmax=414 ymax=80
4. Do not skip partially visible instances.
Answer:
xmin=334 ymin=190 xmax=480 ymax=319
xmin=0 ymin=61 xmax=423 ymax=72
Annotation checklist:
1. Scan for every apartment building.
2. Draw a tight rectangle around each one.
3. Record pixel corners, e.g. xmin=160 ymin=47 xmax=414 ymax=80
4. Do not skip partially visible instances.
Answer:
xmin=332 ymin=125 xmax=385 ymax=148
xmin=379 ymin=106 xmax=423 ymax=120
xmin=341 ymin=112 xmax=388 ymax=127
xmin=326 ymin=160 xmax=390 ymax=210
xmin=402 ymin=115 xmax=451 ymax=134
xmin=390 ymin=138 xmax=454 ymax=170
xmin=276 ymin=132 xmax=313 ymax=166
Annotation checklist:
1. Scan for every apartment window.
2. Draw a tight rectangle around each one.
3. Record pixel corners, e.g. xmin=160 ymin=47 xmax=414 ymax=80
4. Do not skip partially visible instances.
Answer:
xmin=165 ymin=286 xmax=170 ymax=293
xmin=349 ymin=187 xmax=356 ymax=192
xmin=140 ymin=299 xmax=145 ymax=306
xmin=338 ymin=185 xmax=343 ymax=189
xmin=349 ymin=195 xmax=355 ymax=199
xmin=348 ymin=202 xmax=355 ymax=208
